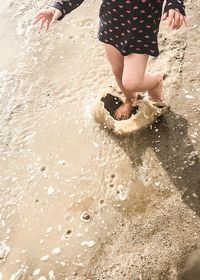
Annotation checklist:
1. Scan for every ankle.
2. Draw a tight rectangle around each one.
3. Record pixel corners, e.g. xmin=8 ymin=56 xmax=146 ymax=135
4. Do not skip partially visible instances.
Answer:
xmin=125 ymin=98 xmax=133 ymax=104
xmin=125 ymin=93 xmax=138 ymax=102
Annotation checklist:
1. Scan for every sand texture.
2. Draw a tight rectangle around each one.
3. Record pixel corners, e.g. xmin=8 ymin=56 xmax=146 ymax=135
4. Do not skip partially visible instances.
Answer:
xmin=0 ymin=0 xmax=200 ymax=279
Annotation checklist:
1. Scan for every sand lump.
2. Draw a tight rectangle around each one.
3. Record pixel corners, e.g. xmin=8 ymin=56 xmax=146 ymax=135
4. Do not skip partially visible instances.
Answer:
xmin=94 ymin=87 xmax=169 ymax=135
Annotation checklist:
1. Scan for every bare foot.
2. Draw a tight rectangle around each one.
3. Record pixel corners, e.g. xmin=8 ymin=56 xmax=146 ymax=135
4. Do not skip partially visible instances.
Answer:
xmin=114 ymin=100 xmax=133 ymax=120
xmin=148 ymin=72 xmax=164 ymax=102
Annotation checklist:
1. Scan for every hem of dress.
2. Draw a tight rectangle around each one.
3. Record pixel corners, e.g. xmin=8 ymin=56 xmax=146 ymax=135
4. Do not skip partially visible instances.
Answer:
xmin=98 ymin=37 xmax=159 ymax=58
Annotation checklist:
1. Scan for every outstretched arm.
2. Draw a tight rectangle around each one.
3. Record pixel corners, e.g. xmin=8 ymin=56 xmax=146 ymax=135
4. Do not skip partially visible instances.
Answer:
xmin=33 ymin=0 xmax=85 ymax=30
xmin=162 ymin=0 xmax=188 ymax=30
xmin=52 ymin=0 xmax=85 ymax=20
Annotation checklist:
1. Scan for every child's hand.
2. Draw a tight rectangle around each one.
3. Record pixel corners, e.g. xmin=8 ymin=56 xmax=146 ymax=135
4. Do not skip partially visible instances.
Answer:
xmin=162 ymin=9 xmax=188 ymax=30
xmin=33 ymin=7 xmax=62 ymax=31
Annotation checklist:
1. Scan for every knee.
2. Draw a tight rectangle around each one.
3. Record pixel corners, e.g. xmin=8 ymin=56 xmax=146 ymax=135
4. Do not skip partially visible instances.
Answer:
xmin=122 ymin=77 xmax=142 ymax=92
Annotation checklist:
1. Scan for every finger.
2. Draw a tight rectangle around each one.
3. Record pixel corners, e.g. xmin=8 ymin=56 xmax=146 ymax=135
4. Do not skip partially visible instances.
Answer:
xmin=34 ymin=11 xmax=42 ymax=20
xmin=177 ymin=15 xmax=184 ymax=29
xmin=40 ymin=18 xmax=46 ymax=30
xmin=172 ymin=11 xmax=180 ymax=29
xmin=162 ymin=12 xmax=168 ymax=20
xmin=33 ymin=14 xmax=43 ymax=25
xmin=167 ymin=9 xmax=175 ymax=27
xmin=46 ymin=20 xmax=50 ymax=31
xmin=50 ymin=9 xmax=62 ymax=24
xmin=34 ymin=10 xmax=46 ymax=20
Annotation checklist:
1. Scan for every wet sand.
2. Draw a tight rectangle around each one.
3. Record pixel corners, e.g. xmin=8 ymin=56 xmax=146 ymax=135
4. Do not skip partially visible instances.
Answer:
xmin=0 ymin=0 xmax=200 ymax=279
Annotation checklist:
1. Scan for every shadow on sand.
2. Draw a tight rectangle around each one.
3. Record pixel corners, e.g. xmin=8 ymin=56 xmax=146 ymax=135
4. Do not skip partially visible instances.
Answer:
xmin=107 ymin=110 xmax=200 ymax=279
xmin=110 ymin=110 xmax=200 ymax=217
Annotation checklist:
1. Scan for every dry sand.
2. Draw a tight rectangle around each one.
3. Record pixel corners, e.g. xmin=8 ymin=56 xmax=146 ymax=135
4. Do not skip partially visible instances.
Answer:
xmin=0 ymin=0 xmax=200 ymax=279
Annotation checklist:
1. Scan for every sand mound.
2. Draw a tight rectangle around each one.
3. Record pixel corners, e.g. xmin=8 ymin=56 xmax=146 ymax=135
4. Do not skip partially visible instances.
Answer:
xmin=94 ymin=86 xmax=169 ymax=135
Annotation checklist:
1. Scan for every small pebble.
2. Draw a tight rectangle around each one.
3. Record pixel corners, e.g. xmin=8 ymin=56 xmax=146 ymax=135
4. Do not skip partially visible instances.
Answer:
xmin=48 ymin=186 xmax=55 ymax=195
xmin=33 ymin=269 xmax=41 ymax=276
xmin=49 ymin=270 xmax=55 ymax=280
xmin=81 ymin=240 xmax=96 ymax=248
xmin=185 ymin=95 xmax=193 ymax=99
xmin=80 ymin=211 xmax=91 ymax=223
xmin=52 ymin=247 xmax=61 ymax=255
xmin=40 ymin=255 xmax=49 ymax=261
xmin=46 ymin=227 xmax=53 ymax=233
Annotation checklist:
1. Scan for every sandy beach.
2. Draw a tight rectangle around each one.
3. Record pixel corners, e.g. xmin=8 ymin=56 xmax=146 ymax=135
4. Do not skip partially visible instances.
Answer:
xmin=0 ymin=0 xmax=200 ymax=279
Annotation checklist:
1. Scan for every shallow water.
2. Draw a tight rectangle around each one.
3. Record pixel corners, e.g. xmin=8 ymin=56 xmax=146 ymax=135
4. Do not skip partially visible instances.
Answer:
xmin=0 ymin=1 xmax=152 ymax=278
xmin=1 ymin=102 xmax=147 ymax=278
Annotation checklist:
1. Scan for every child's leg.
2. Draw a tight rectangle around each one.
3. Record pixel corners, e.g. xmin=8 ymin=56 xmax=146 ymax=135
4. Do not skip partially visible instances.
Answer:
xmin=104 ymin=44 xmax=130 ymax=96
xmin=104 ymin=45 xmax=163 ymax=119
xmin=104 ymin=44 xmax=138 ymax=119
xmin=115 ymin=53 xmax=163 ymax=119
xmin=123 ymin=53 xmax=163 ymax=99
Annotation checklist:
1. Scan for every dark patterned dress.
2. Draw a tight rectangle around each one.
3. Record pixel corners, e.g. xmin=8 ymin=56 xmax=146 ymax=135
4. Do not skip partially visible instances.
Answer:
xmin=52 ymin=0 xmax=186 ymax=57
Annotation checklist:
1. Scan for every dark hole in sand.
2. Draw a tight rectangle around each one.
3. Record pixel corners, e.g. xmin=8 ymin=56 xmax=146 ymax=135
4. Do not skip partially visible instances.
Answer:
xmin=40 ymin=166 xmax=46 ymax=172
xmin=101 ymin=94 xmax=139 ymax=120
xmin=64 ymin=229 xmax=72 ymax=238
xmin=66 ymin=229 xmax=72 ymax=235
